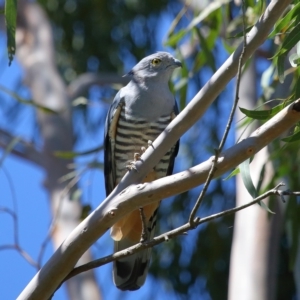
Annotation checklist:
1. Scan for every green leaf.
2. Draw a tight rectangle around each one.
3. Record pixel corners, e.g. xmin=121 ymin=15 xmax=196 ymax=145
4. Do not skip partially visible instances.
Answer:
xmin=289 ymin=53 xmax=300 ymax=67
xmin=240 ymin=158 xmax=257 ymax=198
xmin=0 ymin=136 xmax=21 ymax=167
xmin=256 ymin=163 xmax=266 ymax=193
xmin=0 ymin=84 xmax=58 ymax=113
xmin=259 ymin=201 xmax=275 ymax=214
xmin=239 ymin=101 xmax=290 ymax=121
xmin=273 ymin=22 xmax=300 ymax=59
xmin=54 ymin=145 xmax=104 ymax=158
xmin=186 ymin=0 xmax=231 ymax=31
xmin=80 ymin=204 xmax=92 ymax=220
xmin=193 ymin=27 xmax=217 ymax=72
xmin=277 ymin=54 xmax=286 ymax=83
xmin=240 ymin=158 xmax=275 ymax=214
xmin=72 ymin=97 xmax=88 ymax=106
xmin=269 ymin=2 xmax=300 ymax=38
xmin=282 ymin=129 xmax=300 ymax=143
xmin=286 ymin=199 xmax=300 ymax=269
xmin=164 ymin=29 xmax=186 ymax=47
xmin=71 ymin=189 xmax=82 ymax=201
xmin=227 ymin=26 xmax=253 ymax=39
xmin=222 ymin=39 xmax=235 ymax=54
xmin=87 ymin=161 xmax=104 ymax=169
xmin=164 ymin=0 xmax=230 ymax=47
xmin=223 ymin=167 xmax=240 ymax=180
xmin=294 ymin=72 xmax=300 ymax=100
xmin=239 ymin=107 xmax=273 ymax=120
xmin=174 ymin=77 xmax=188 ymax=92
xmin=5 ymin=0 xmax=17 ymax=65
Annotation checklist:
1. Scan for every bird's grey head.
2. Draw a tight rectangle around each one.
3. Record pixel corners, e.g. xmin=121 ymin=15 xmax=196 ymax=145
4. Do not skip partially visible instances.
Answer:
xmin=125 ymin=52 xmax=182 ymax=81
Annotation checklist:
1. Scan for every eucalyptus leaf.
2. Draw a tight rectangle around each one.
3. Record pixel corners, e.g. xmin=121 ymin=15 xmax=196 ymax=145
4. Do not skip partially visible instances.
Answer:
xmin=5 ymin=0 xmax=17 ymax=65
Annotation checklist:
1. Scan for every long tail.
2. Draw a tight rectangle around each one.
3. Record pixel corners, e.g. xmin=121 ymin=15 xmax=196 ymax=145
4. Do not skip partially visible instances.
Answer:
xmin=112 ymin=207 xmax=158 ymax=291
xmin=113 ymin=238 xmax=153 ymax=290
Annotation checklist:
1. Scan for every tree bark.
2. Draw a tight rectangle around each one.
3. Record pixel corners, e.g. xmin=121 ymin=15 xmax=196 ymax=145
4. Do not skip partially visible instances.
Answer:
xmin=228 ymin=59 xmax=284 ymax=300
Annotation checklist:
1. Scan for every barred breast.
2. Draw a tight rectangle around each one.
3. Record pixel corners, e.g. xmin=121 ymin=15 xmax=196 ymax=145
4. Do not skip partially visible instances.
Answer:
xmin=114 ymin=106 xmax=172 ymax=184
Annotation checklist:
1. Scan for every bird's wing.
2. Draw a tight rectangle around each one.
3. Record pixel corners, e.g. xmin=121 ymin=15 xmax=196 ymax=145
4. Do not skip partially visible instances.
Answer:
xmin=104 ymin=90 xmax=124 ymax=196
xmin=112 ymin=100 xmax=180 ymax=291
xmin=166 ymin=100 xmax=180 ymax=176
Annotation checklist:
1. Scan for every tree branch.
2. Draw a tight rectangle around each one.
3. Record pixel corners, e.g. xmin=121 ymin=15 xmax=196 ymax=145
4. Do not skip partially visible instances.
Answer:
xmin=64 ymin=183 xmax=289 ymax=281
xmin=17 ymin=1 xmax=293 ymax=299
xmin=67 ymin=72 xmax=129 ymax=99
xmin=189 ymin=0 xmax=247 ymax=226
xmin=0 ymin=129 xmax=43 ymax=167
xmin=0 ymin=207 xmax=39 ymax=269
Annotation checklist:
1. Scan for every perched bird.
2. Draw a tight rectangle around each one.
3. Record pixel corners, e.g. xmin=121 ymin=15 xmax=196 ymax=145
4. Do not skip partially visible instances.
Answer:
xmin=104 ymin=52 xmax=181 ymax=291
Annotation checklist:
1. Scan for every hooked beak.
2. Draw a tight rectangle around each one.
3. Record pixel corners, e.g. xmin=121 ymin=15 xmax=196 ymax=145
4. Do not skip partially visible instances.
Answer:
xmin=173 ymin=58 xmax=182 ymax=68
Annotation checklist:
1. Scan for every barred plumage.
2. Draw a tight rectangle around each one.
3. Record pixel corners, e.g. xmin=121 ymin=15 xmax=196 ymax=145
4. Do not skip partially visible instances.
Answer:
xmin=114 ymin=108 xmax=173 ymax=184
xmin=104 ymin=52 xmax=181 ymax=291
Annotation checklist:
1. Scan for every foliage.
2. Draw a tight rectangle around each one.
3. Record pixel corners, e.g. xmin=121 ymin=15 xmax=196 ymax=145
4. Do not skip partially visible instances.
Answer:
xmin=4 ymin=0 xmax=17 ymax=65
xmin=1 ymin=0 xmax=300 ymax=299
xmin=37 ymin=0 xmax=171 ymax=77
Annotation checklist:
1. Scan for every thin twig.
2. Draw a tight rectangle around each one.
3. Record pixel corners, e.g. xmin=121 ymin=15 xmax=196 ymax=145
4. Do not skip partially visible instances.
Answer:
xmin=0 ymin=129 xmax=43 ymax=166
xmin=188 ymin=0 xmax=247 ymax=226
xmin=2 ymin=167 xmax=19 ymax=244
xmin=0 ymin=244 xmax=39 ymax=268
xmin=62 ymin=183 xmax=288 ymax=282
xmin=139 ymin=207 xmax=148 ymax=242
xmin=0 ymin=169 xmax=39 ymax=269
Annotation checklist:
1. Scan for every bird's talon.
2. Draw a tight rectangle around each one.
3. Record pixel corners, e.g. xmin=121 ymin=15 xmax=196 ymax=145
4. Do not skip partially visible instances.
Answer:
xmin=134 ymin=152 xmax=141 ymax=161
xmin=148 ymin=140 xmax=154 ymax=148
xmin=126 ymin=161 xmax=138 ymax=172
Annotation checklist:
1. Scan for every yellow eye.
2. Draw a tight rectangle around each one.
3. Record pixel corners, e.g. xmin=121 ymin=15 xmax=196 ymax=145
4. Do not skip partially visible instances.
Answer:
xmin=151 ymin=58 xmax=161 ymax=66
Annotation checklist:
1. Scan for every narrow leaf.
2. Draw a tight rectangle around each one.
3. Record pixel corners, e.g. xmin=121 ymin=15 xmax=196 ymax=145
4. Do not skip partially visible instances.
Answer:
xmin=0 ymin=84 xmax=58 ymax=113
xmin=294 ymin=72 xmax=300 ymax=100
xmin=0 ymin=136 xmax=21 ymax=167
xmin=5 ymin=0 xmax=17 ymax=65
xmin=281 ymin=130 xmax=300 ymax=143
xmin=269 ymin=2 xmax=300 ymax=38
xmin=164 ymin=29 xmax=186 ymax=47
xmin=240 ymin=158 xmax=257 ymax=198
xmin=259 ymin=201 xmax=276 ymax=214
xmin=193 ymin=27 xmax=216 ymax=72
xmin=273 ymin=23 xmax=300 ymax=59
xmin=239 ymin=107 xmax=273 ymax=120
xmin=280 ymin=23 xmax=300 ymax=55
xmin=186 ymin=0 xmax=231 ymax=31
xmin=228 ymin=26 xmax=253 ymax=39
xmin=239 ymin=101 xmax=289 ymax=121
xmin=54 ymin=145 xmax=104 ymax=158
xmin=277 ymin=54 xmax=286 ymax=83
xmin=240 ymin=158 xmax=275 ymax=214
xmin=223 ymin=167 xmax=240 ymax=180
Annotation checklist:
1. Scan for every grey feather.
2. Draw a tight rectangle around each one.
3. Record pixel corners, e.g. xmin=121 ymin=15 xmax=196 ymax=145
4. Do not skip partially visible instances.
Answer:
xmin=104 ymin=52 xmax=181 ymax=291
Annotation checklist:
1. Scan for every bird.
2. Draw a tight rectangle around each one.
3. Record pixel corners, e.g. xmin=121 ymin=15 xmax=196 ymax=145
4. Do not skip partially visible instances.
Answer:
xmin=104 ymin=52 xmax=181 ymax=291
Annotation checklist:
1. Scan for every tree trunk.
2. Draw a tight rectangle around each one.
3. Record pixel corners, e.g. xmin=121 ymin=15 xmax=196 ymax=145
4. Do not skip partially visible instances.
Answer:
xmin=16 ymin=2 xmax=101 ymax=299
xmin=228 ymin=59 xmax=283 ymax=300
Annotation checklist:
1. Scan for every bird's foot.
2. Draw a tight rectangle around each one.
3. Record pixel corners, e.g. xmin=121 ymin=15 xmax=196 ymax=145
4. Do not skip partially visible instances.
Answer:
xmin=140 ymin=146 xmax=146 ymax=154
xmin=126 ymin=161 xmax=138 ymax=171
xmin=126 ymin=152 xmax=141 ymax=171
xmin=147 ymin=140 xmax=154 ymax=149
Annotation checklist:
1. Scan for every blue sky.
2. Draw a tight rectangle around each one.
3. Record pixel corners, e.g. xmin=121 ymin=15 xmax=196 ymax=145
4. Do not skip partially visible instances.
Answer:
xmin=0 ymin=10 xmax=198 ymax=300
xmin=0 ymin=4 xmax=238 ymax=298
